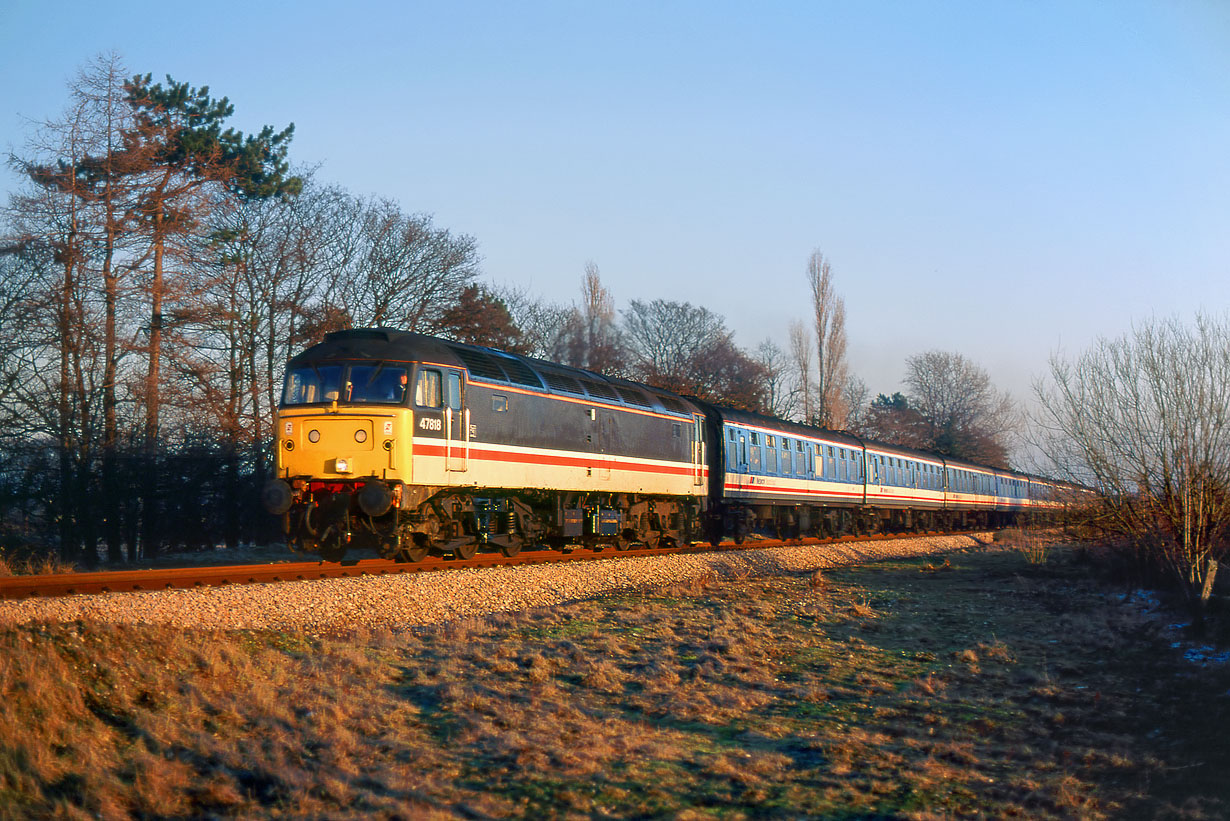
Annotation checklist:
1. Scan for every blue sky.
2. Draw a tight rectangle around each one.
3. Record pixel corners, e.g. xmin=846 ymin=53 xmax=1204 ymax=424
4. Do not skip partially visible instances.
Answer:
xmin=2 ymin=0 xmax=1228 ymax=408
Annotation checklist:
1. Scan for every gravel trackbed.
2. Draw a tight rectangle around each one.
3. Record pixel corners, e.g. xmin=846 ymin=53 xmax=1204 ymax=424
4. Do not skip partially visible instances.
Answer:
xmin=0 ymin=534 xmax=991 ymax=633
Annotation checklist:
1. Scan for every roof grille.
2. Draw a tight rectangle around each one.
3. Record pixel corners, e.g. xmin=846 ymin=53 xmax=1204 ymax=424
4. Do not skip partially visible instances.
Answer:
xmin=616 ymin=387 xmax=649 ymax=407
xmin=540 ymin=371 xmax=585 ymax=395
xmin=578 ymin=379 xmax=618 ymax=401
xmin=496 ymin=356 xmax=543 ymax=388
xmin=448 ymin=346 xmax=508 ymax=382
xmin=657 ymin=395 xmax=688 ymax=414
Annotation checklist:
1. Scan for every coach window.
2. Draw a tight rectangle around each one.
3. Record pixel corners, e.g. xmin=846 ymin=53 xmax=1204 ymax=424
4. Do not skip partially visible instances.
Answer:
xmin=414 ymin=369 xmax=443 ymax=408
xmin=492 ymin=395 xmax=508 ymax=412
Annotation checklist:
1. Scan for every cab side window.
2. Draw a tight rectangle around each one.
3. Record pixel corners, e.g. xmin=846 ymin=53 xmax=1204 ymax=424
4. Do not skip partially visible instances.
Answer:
xmin=415 ymin=369 xmax=443 ymax=408
xmin=446 ymin=372 xmax=462 ymax=411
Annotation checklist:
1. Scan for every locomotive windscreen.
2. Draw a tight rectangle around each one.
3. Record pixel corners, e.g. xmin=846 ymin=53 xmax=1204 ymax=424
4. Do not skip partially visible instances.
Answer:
xmin=282 ymin=362 xmax=409 ymax=405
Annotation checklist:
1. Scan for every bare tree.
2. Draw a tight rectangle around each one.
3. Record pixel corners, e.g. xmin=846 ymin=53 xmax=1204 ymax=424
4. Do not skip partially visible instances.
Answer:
xmin=905 ymin=350 xmax=1017 ymax=466
xmin=756 ymin=338 xmax=796 ymax=419
xmin=560 ymin=262 xmax=624 ymax=374
xmin=341 ymin=198 xmax=480 ymax=332
xmin=4 ymin=54 xmax=143 ymax=564
xmin=622 ymin=299 xmax=765 ymax=409
xmin=1031 ymin=314 xmax=1230 ymax=626
xmin=788 ymin=319 xmax=813 ymax=422
xmin=842 ymin=374 xmax=871 ymax=435
xmin=806 ymin=250 xmax=848 ymax=427
xmin=490 ymin=283 xmax=572 ymax=360
xmin=623 ymin=299 xmax=727 ymax=388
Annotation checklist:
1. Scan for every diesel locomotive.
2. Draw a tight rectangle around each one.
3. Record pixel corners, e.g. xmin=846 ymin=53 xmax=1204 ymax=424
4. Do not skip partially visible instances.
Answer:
xmin=261 ymin=329 xmax=1073 ymax=562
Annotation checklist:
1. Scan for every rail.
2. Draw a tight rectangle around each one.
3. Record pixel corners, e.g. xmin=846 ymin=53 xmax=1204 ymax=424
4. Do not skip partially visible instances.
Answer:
xmin=0 ymin=530 xmax=968 ymax=600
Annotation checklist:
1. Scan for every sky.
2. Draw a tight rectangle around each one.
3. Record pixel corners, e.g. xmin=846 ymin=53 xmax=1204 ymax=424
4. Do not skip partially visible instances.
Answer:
xmin=2 ymin=0 xmax=1228 ymax=415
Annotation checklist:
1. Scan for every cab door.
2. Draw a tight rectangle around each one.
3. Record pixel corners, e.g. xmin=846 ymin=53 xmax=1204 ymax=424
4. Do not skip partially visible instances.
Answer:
xmin=443 ymin=370 xmax=468 ymax=472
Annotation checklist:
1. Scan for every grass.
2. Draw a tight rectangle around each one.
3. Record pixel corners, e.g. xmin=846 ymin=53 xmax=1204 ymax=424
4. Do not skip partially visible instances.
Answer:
xmin=2 ymin=546 xmax=1229 ymax=818
xmin=0 ymin=551 xmax=76 ymax=577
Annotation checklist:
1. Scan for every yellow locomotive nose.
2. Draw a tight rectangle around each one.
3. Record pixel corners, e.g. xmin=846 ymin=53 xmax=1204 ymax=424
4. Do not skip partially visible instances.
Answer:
xmin=277 ymin=411 xmax=412 ymax=483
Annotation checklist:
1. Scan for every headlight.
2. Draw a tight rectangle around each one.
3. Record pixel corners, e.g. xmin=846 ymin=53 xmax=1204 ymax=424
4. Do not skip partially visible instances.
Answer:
xmin=308 ymin=429 xmax=321 ymax=443
xmin=335 ymin=458 xmax=351 ymax=474
xmin=355 ymin=429 xmax=367 ymax=443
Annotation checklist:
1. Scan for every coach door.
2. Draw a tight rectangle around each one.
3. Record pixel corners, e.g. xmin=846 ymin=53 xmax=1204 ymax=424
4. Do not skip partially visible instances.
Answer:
xmin=443 ymin=370 xmax=469 ymax=472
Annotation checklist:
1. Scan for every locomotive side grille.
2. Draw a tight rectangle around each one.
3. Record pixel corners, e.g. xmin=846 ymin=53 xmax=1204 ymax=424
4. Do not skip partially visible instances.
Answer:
xmin=579 ymin=379 xmax=618 ymax=401
xmin=496 ymin=356 xmax=544 ymax=388
xmin=615 ymin=387 xmax=650 ymax=407
xmin=448 ymin=346 xmax=508 ymax=382
xmin=656 ymin=395 xmax=689 ymax=414
xmin=539 ymin=370 xmax=585 ymax=395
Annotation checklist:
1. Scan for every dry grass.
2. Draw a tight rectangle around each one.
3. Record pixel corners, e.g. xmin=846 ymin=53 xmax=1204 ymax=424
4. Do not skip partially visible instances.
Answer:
xmin=1 ymin=547 xmax=1228 ymax=818
xmin=0 ymin=551 xmax=76 ymax=577
xmin=995 ymin=526 xmax=1061 ymax=564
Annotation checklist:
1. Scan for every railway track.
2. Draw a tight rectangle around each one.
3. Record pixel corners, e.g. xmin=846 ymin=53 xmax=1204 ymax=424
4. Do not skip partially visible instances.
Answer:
xmin=0 ymin=530 xmax=964 ymax=600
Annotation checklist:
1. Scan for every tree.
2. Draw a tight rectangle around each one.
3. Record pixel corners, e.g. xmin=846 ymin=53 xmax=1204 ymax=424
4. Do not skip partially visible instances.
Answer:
xmin=756 ymin=338 xmax=795 ymax=419
xmin=490 ymin=283 xmax=573 ymax=360
xmin=806 ymin=249 xmax=849 ymax=427
xmin=622 ymin=299 xmax=766 ymax=410
xmin=438 ymin=284 xmax=524 ymax=351
xmin=904 ymin=351 xmax=1016 ymax=466
xmin=123 ymin=72 xmax=299 ymax=556
xmin=622 ymin=299 xmax=727 ymax=390
xmin=788 ymin=319 xmax=813 ymax=422
xmin=340 ymin=198 xmax=480 ymax=332
xmin=1031 ymin=314 xmax=1230 ymax=627
xmin=690 ymin=336 xmax=767 ymax=411
xmin=5 ymin=54 xmax=144 ymax=564
xmin=560 ymin=262 xmax=624 ymax=374
xmin=842 ymin=375 xmax=871 ymax=435
xmin=863 ymin=392 xmax=927 ymax=446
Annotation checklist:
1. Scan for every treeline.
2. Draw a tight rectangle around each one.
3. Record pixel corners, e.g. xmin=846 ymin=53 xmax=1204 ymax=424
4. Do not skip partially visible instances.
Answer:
xmin=0 ymin=55 xmax=1017 ymax=565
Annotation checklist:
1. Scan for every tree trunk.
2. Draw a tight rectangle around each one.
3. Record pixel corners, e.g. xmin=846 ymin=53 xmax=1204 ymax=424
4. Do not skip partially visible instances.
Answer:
xmin=142 ymin=208 xmax=164 ymax=558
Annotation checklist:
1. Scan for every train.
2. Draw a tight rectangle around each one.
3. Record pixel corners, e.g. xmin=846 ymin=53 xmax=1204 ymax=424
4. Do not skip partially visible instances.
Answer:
xmin=260 ymin=329 xmax=1079 ymax=562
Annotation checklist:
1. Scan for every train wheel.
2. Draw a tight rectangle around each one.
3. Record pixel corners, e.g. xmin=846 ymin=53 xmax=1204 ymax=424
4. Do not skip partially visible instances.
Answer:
xmin=396 ymin=545 xmax=429 ymax=563
xmin=499 ymin=539 xmax=522 ymax=558
xmin=319 ymin=543 xmax=347 ymax=562
xmin=453 ymin=541 xmax=479 ymax=560
xmin=395 ymin=532 xmax=431 ymax=563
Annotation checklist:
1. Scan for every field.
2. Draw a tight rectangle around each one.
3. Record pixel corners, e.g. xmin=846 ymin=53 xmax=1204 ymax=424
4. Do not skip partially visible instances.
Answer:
xmin=1 ymin=544 xmax=1228 ymax=819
